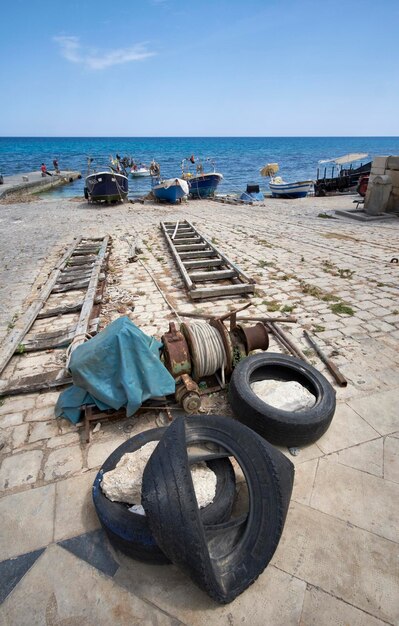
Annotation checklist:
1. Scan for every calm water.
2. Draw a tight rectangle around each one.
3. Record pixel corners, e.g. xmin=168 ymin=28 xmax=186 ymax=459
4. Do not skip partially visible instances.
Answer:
xmin=1 ymin=137 xmax=399 ymax=198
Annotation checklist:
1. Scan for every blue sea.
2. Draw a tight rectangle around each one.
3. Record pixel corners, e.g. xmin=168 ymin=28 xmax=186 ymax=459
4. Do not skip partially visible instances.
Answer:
xmin=1 ymin=137 xmax=398 ymax=198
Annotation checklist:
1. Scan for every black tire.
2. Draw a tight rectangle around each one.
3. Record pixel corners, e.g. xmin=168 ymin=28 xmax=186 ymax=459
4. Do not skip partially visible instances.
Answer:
xmin=142 ymin=415 xmax=294 ymax=604
xmin=228 ymin=352 xmax=336 ymax=447
xmin=92 ymin=427 xmax=236 ymax=564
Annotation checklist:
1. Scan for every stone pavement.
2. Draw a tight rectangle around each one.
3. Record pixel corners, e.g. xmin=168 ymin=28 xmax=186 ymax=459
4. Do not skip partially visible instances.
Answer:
xmin=0 ymin=194 xmax=398 ymax=625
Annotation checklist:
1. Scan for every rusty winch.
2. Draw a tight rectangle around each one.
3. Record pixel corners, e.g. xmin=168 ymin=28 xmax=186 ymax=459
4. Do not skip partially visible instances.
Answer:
xmin=161 ymin=310 xmax=269 ymax=413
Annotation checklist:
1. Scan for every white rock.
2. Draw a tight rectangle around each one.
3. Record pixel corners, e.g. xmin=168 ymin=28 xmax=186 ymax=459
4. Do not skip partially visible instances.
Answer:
xmin=101 ymin=443 xmax=217 ymax=509
xmin=251 ymin=379 xmax=316 ymax=412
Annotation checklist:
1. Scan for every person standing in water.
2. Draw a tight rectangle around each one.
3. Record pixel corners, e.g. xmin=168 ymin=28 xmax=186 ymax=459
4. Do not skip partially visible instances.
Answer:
xmin=53 ymin=158 xmax=60 ymax=174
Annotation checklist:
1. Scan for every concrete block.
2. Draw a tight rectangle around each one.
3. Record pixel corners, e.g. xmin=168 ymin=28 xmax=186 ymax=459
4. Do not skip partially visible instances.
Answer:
xmin=386 ymin=155 xmax=399 ymax=170
xmin=371 ymin=156 xmax=389 ymax=169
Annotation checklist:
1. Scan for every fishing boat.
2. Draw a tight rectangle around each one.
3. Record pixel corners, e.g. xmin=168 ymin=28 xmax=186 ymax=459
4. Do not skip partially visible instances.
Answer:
xmin=130 ymin=163 xmax=151 ymax=178
xmin=315 ymin=153 xmax=371 ymax=196
xmin=181 ymin=157 xmax=223 ymax=198
xmin=152 ymin=177 xmax=189 ymax=203
xmin=260 ymin=163 xmax=313 ymax=199
xmin=84 ymin=171 xmax=128 ymax=203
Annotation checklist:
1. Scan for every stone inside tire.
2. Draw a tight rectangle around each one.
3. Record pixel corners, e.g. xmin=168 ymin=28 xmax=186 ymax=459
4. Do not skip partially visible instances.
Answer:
xmin=228 ymin=352 xmax=336 ymax=447
xmin=142 ymin=415 xmax=294 ymax=603
xmin=92 ymin=427 xmax=236 ymax=564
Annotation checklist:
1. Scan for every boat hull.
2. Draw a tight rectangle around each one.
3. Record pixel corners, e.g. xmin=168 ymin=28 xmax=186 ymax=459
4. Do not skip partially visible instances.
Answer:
xmin=85 ymin=172 xmax=128 ymax=203
xmin=269 ymin=180 xmax=313 ymax=199
xmin=131 ymin=169 xmax=150 ymax=178
xmin=187 ymin=173 xmax=223 ymax=198
xmin=153 ymin=178 xmax=189 ymax=203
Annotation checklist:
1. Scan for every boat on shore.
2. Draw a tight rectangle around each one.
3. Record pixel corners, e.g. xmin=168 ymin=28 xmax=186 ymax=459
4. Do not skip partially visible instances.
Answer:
xmin=84 ymin=171 xmax=128 ymax=203
xmin=260 ymin=163 xmax=313 ymax=199
xmin=314 ymin=153 xmax=371 ymax=196
xmin=152 ymin=176 xmax=189 ymax=203
xmin=181 ymin=158 xmax=223 ymax=198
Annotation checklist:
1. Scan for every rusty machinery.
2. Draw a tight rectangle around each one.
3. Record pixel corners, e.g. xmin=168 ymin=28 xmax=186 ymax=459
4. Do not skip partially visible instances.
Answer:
xmin=161 ymin=309 xmax=269 ymax=413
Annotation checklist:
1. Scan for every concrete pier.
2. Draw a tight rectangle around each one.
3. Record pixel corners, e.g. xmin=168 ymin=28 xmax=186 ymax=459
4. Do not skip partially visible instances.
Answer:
xmin=0 ymin=170 xmax=82 ymax=199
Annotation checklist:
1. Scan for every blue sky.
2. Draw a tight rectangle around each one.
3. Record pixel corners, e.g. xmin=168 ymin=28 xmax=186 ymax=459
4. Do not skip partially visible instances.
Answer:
xmin=1 ymin=0 xmax=398 ymax=136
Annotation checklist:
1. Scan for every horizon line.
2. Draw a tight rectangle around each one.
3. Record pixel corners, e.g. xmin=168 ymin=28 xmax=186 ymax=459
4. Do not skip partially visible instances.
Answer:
xmin=1 ymin=135 xmax=398 ymax=139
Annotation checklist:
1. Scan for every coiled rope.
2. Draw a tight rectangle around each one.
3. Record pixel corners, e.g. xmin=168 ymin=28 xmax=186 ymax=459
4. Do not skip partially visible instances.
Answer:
xmin=183 ymin=322 xmax=226 ymax=381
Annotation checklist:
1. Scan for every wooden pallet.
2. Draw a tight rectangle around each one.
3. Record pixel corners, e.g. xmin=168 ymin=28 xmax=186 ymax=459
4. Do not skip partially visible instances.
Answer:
xmin=0 ymin=236 xmax=110 ymax=396
xmin=160 ymin=220 xmax=255 ymax=300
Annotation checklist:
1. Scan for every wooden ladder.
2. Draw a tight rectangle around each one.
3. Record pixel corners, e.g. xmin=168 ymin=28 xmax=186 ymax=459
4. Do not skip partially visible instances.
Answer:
xmin=160 ymin=220 xmax=255 ymax=300
xmin=0 ymin=236 xmax=110 ymax=396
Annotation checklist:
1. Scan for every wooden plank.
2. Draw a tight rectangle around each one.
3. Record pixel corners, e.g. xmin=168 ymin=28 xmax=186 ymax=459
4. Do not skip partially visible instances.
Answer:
xmin=68 ymin=236 xmax=110 ymax=358
xmin=183 ymin=259 xmax=223 ymax=269
xmin=56 ymin=271 xmax=92 ymax=284
xmin=52 ymin=280 xmax=90 ymax=293
xmin=178 ymin=250 xmax=219 ymax=260
xmin=189 ymin=269 xmax=236 ymax=282
xmin=0 ymin=238 xmax=81 ymax=376
xmin=22 ymin=328 xmax=76 ymax=352
xmin=0 ymin=370 xmax=72 ymax=397
xmin=174 ymin=243 xmax=209 ymax=251
xmin=37 ymin=303 xmax=83 ymax=319
xmin=190 ymin=283 xmax=255 ymax=300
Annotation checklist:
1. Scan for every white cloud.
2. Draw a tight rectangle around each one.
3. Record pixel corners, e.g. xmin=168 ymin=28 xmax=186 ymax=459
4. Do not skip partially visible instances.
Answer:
xmin=53 ymin=36 xmax=156 ymax=70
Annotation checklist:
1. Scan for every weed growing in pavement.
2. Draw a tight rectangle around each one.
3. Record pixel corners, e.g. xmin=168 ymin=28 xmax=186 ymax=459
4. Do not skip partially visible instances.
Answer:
xmin=313 ymin=325 xmax=325 ymax=333
xmin=303 ymin=348 xmax=314 ymax=358
xmin=317 ymin=213 xmax=335 ymax=219
xmin=258 ymin=260 xmax=273 ymax=268
xmin=321 ymin=260 xmax=355 ymax=279
xmin=257 ymin=238 xmax=273 ymax=248
xmin=377 ymin=282 xmax=385 ymax=287
xmin=393 ymin=309 xmax=399 ymax=315
xmin=281 ymin=304 xmax=296 ymax=313
xmin=299 ymin=281 xmax=339 ymax=302
xmin=330 ymin=302 xmax=354 ymax=316
xmin=16 ymin=344 xmax=25 ymax=354
xmin=266 ymin=301 xmax=281 ymax=312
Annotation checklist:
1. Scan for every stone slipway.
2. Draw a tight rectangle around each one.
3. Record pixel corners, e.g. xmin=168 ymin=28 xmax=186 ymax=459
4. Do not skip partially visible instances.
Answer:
xmin=0 ymin=170 xmax=81 ymax=199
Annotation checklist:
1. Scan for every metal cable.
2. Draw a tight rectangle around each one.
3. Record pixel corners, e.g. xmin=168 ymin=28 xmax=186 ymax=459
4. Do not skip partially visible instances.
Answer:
xmin=186 ymin=322 xmax=226 ymax=378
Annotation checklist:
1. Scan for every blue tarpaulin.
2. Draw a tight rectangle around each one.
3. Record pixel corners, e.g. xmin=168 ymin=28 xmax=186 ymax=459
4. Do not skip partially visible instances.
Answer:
xmin=55 ymin=316 xmax=176 ymax=423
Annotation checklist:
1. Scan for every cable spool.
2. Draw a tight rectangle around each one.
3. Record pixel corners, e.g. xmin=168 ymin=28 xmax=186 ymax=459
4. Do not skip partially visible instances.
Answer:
xmin=181 ymin=322 xmax=227 ymax=381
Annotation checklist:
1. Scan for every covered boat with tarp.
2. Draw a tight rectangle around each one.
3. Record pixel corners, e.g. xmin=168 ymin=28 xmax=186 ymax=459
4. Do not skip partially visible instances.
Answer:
xmin=314 ymin=153 xmax=371 ymax=196
xmin=260 ymin=163 xmax=314 ymax=199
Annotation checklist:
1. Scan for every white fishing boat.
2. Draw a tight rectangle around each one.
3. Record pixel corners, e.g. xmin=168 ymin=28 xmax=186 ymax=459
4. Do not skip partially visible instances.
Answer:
xmin=130 ymin=165 xmax=151 ymax=178
xmin=261 ymin=163 xmax=313 ymax=199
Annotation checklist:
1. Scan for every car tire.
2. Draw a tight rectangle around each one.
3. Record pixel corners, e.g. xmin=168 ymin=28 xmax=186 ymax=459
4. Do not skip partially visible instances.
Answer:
xmin=92 ymin=427 xmax=236 ymax=564
xmin=228 ymin=352 xmax=336 ymax=447
xmin=142 ymin=415 xmax=294 ymax=603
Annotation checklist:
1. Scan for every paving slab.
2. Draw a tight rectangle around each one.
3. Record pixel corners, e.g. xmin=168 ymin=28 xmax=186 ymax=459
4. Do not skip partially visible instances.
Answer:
xmin=327 ymin=437 xmax=384 ymax=477
xmin=114 ymin=556 xmax=306 ymax=626
xmin=54 ymin=470 xmax=100 ymax=541
xmin=272 ymin=502 xmax=399 ymax=624
xmin=316 ymin=402 xmax=380 ymax=454
xmin=384 ymin=434 xmax=399 ymax=483
xmin=348 ymin=389 xmax=399 ymax=435
xmin=0 ymin=544 xmax=179 ymax=625
xmin=0 ymin=484 xmax=55 ymax=560
xmin=44 ymin=445 xmax=83 ymax=481
xmin=311 ymin=457 xmax=399 ymax=542
xmin=0 ymin=449 xmax=43 ymax=490
xmin=300 ymin=586 xmax=389 ymax=626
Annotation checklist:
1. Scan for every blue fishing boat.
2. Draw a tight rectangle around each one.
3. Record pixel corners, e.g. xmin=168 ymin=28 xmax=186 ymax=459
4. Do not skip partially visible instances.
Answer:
xmin=152 ymin=177 xmax=189 ymax=203
xmin=181 ymin=157 xmax=223 ymax=198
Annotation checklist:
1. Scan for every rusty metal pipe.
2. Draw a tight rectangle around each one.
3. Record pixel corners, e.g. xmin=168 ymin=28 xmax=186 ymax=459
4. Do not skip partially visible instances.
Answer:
xmin=303 ymin=330 xmax=348 ymax=387
xmin=263 ymin=322 xmax=296 ymax=356
xmin=176 ymin=310 xmax=297 ymax=324
xmin=267 ymin=322 xmax=311 ymax=364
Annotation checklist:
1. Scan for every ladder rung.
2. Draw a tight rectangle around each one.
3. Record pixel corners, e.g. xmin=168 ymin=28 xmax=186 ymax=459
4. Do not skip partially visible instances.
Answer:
xmin=190 ymin=270 xmax=237 ymax=282
xmin=183 ymin=259 xmax=223 ymax=269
